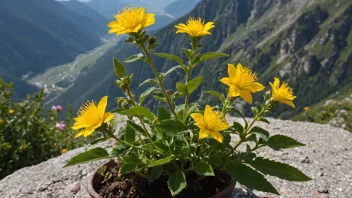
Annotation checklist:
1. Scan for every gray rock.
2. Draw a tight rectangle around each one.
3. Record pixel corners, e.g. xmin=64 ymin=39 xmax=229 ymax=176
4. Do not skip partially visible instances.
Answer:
xmin=1 ymin=117 xmax=352 ymax=198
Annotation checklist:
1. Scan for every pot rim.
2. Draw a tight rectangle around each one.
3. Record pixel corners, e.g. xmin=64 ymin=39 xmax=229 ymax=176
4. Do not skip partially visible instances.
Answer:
xmin=87 ymin=160 xmax=236 ymax=198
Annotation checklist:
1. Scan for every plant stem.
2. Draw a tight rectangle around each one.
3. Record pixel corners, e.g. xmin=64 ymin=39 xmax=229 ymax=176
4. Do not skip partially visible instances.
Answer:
xmin=125 ymin=86 xmax=153 ymax=140
xmin=183 ymin=68 xmax=191 ymax=121
xmin=140 ymin=44 xmax=179 ymax=119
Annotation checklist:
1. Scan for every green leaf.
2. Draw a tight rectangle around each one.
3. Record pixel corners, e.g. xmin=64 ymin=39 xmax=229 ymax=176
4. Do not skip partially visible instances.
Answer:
xmin=153 ymin=119 xmax=188 ymax=134
xmin=119 ymin=162 xmax=138 ymax=175
xmin=245 ymin=157 xmax=311 ymax=181
xmin=154 ymin=53 xmax=184 ymax=66
xmin=185 ymin=76 xmax=203 ymax=95
xmin=125 ymin=123 xmax=136 ymax=143
xmin=149 ymin=156 xmax=175 ymax=167
xmin=88 ymin=137 xmax=109 ymax=147
xmin=139 ymin=87 xmax=155 ymax=105
xmin=200 ymin=52 xmax=229 ymax=61
xmin=182 ymin=48 xmax=194 ymax=60
xmin=259 ymin=118 xmax=270 ymax=124
xmin=127 ymin=121 xmax=147 ymax=135
xmin=157 ymin=105 xmax=171 ymax=121
xmin=163 ymin=66 xmax=183 ymax=78
xmin=125 ymin=53 xmax=144 ymax=63
xmin=205 ymin=91 xmax=225 ymax=104
xmin=120 ymin=106 xmax=155 ymax=121
xmin=266 ymin=135 xmax=305 ymax=150
xmin=63 ymin=147 xmax=109 ymax=167
xmin=193 ymin=161 xmax=214 ymax=176
xmin=225 ymin=163 xmax=279 ymax=195
xmin=209 ymin=155 xmax=223 ymax=167
xmin=250 ymin=126 xmax=269 ymax=141
xmin=150 ymin=166 xmax=163 ymax=179
xmin=168 ymin=171 xmax=187 ymax=196
xmin=139 ymin=78 xmax=158 ymax=87
xmin=176 ymin=82 xmax=188 ymax=95
xmin=251 ymin=107 xmax=258 ymax=116
xmin=113 ymin=58 xmax=125 ymax=78
xmin=232 ymin=121 xmax=244 ymax=133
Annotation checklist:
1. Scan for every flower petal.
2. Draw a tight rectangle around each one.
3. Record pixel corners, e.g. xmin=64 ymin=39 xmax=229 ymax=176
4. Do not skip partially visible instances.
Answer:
xmin=220 ymin=77 xmax=232 ymax=86
xmin=209 ymin=130 xmax=223 ymax=143
xmin=280 ymin=99 xmax=295 ymax=108
xmin=228 ymin=86 xmax=240 ymax=97
xmin=249 ymin=82 xmax=265 ymax=93
xmin=273 ymin=77 xmax=280 ymax=90
xmin=239 ymin=90 xmax=253 ymax=104
xmin=190 ymin=113 xmax=206 ymax=129
xmin=228 ymin=64 xmax=236 ymax=79
xmin=199 ymin=129 xmax=210 ymax=139
xmin=103 ymin=112 xmax=115 ymax=123
xmin=211 ymin=119 xmax=229 ymax=132
xmin=97 ymin=96 xmax=108 ymax=119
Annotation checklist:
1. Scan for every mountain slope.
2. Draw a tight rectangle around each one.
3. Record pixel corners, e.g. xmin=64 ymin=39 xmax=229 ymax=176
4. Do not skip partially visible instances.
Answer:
xmin=0 ymin=0 xmax=102 ymax=77
xmin=84 ymin=0 xmax=174 ymax=31
xmin=62 ymin=0 xmax=109 ymax=36
xmin=164 ymin=0 xmax=201 ymax=18
xmin=51 ymin=0 xmax=352 ymax=120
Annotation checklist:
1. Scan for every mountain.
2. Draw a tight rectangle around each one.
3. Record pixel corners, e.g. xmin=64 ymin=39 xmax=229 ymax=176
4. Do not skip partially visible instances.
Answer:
xmin=0 ymin=0 xmax=103 ymax=77
xmin=50 ymin=0 xmax=352 ymax=121
xmin=164 ymin=0 xmax=201 ymax=18
xmin=84 ymin=0 xmax=174 ymax=31
xmin=61 ymin=0 xmax=109 ymax=36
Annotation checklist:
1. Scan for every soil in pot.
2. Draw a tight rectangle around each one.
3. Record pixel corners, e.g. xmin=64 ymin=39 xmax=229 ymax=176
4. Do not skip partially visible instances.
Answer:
xmin=98 ymin=165 xmax=232 ymax=198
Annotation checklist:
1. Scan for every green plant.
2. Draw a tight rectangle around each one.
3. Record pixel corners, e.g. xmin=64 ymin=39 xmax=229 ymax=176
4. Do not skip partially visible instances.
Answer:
xmin=65 ymin=7 xmax=310 ymax=196
xmin=0 ymin=78 xmax=91 ymax=179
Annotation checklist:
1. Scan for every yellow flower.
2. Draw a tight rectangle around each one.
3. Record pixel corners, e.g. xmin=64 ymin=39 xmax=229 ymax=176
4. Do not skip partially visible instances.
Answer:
xmin=304 ymin=107 xmax=310 ymax=111
xmin=190 ymin=105 xmax=229 ymax=143
xmin=8 ymin=109 xmax=14 ymax=114
xmin=61 ymin=148 xmax=69 ymax=154
xmin=107 ymin=7 xmax=155 ymax=35
xmin=72 ymin=96 xmax=114 ymax=138
xmin=175 ymin=17 xmax=215 ymax=37
xmin=220 ymin=63 xmax=265 ymax=104
xmin=270 ymin=78 xmax=296 ymax=108
xmin=0 ymin=119 xmax=3 ymax=125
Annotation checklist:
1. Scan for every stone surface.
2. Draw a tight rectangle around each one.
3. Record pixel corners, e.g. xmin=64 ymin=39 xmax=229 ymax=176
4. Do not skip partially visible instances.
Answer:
xmin=1 ymin=117 xmax=352 ymax=198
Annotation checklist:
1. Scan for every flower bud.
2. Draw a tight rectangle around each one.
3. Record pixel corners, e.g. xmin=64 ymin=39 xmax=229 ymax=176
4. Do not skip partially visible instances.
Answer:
xmin=149 ymin=36 xmax=156 ymax=46
xmin=166 ymin=90 xmax=174 ymax=95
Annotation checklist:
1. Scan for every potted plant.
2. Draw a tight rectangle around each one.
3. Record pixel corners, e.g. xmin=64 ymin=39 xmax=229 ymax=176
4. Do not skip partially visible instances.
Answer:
xmin=64 ymin=6 xmax=311 ymax=197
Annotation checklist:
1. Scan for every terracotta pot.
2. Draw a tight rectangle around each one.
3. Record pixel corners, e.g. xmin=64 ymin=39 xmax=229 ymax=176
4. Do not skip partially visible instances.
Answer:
xmin=88 ymin=160 xmax=236 ymax=198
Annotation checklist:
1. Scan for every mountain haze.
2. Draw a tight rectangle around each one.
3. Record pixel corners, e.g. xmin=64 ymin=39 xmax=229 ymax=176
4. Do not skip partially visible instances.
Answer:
xmin=50 ymin=0 xmax=352 ymax=120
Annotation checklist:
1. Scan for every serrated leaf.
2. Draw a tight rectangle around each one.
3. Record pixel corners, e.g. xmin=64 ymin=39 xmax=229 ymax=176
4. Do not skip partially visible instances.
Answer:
xmin=139 ymin=78 xmax=158 ymax=87
xmin=182 ymin=48 xmax=194 ymax=60
xmin=176 ymin=82 xmax=187 ymax=95
xmin=266 ymin=135 xmax=305 ymax=150
xmin=125 ymin=123 xmax=136 ymax=143
xmin=157 ymin=105 xmax=171 ymax=121
xmin=163 ymin=66 xmax=183 ymax=78
xmin=113 ymin=58 xmax=125 ymax=78
xmin=200 ymin=52 xmax=229 ymax=61
xmin=186 ymin=76 xmax=203 ymax=95
xmin=119 ymin=106 xmax=155 ymax=121
xmin=245 ymin=157 xmax=311 ymax=181
xmin=125 ymin=53 xmax=144 ymax=63
xmin=193 ymin=161 xmax=214 ymax=176
xmin=225 ymin=163 xmax=279 ymax=195
xmin=153 ymin=119 xmax=188 ymax=134
xmin=63 ymin=147 xmax=109 ymax=167
xmin=154 ymin=53 xmax=184 ymax=66
xmin=205 ymin=91 xmax=225 ymax=104
xmin=149 ymin=156 xmax=175 ymax=167
xmin=150 ymin=166 xmax=163 ymax=179
xmin=139 ymin=87 xmax=155 ymax=105
xmin=168 ymin=171 xmax=186 ymax=196
xmin=119 ymin=162 xmax=138 ymax=175
xmin=250 ymin=126 xmax=269 ymax=141
xmin=127 ymin=121 xmax=147 ymax=135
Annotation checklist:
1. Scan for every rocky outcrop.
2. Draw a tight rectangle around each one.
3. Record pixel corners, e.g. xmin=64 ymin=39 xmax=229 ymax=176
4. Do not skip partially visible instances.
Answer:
xmin=1 ymin=118 xmax=351 ymax=198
